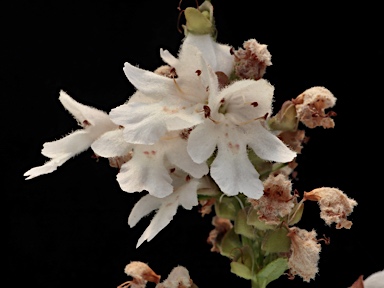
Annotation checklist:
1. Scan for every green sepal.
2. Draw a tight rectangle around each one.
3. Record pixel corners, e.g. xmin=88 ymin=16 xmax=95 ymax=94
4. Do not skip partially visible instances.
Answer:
xmin=261 ymin=227 xmax=291 ymax=254
xmin=254 ymin=258 xmax=288 ymax=287
xmin=267 ymin=101 xmax=298 ymax=132
xmin=235 ymin=208 xmax=256 ymax=239
xmin=247 ymin=149 xmax=273 ymax=180
xmin=247 ymin=208 xmax=276 ymax=231
xmin=288 ymin=201 xmax=304 ymax=226
xmin=219 ymin=227 xmax=242 ymax=259
xmin=215 ymin=195 xmax=241 ymax=221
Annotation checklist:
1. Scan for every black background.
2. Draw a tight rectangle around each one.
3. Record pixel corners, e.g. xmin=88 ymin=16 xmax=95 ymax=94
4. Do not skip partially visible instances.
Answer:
xmin=3 ymin=1 xmax=383 ymax=287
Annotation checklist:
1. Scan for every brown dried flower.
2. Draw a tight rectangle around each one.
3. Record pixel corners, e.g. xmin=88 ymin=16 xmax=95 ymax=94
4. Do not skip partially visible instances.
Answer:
xmin=118 ymin=261 xmax=161 ymax=288
xmin=278 ymin=129 xmax=307 ymax=154
xmin=207 ymin=216 xmax=233 ymax=252
xmin=293 ymin=86 xmax=337 ymax=129
xmin=233 ymin=39 xmax=272 ymax=80
xmin=155 ymin=266 xmax=196 ymax=288
xmin=304 ymin=187 xmax=357 ymax=229
xmin=287 ymin=227 xmax=321 ymax=282
xmin=248 ymin=173 xmax=295 ymax=225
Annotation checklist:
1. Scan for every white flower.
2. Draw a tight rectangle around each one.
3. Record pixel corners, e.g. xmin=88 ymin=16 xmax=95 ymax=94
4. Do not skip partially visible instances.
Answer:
xmin=24 ymin=90 xmax=118 ymax=180
xmin=364 ymin=269 xmax=384 ymax=288
xmin=109 ymin=35 xmax=233 ymax=145
xmin=187 ymin=77 xmax=297 ymax=199
xmin=182 ymin=33 xmax=234 ymax=77
xmin=91 ymin=130 xmax=208 ymax=198
xmin=128 ymin=168 xmax=200 ymax=248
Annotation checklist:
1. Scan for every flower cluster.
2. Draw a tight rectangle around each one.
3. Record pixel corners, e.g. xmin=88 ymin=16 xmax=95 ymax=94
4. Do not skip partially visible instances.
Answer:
xmin=24 ymin=1 xmax=358 ymax=287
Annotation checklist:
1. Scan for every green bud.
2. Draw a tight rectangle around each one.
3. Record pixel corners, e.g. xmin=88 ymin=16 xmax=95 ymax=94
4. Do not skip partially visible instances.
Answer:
xmin=234 ymin=208 xmax=256 ymax=240
xmin=184 ymin=7 xmax=213 ymax=35
xmin=247 ymin=208 xmax=276 ymax=231
xmin=261 ymin=227 xmax=291 ymax=254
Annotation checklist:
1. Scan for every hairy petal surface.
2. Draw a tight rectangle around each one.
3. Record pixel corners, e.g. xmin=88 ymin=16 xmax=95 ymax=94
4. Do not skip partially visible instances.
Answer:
xmin=24 ymin=91 xmax=117 ymax=179
xmin=247 ymin=122 xmax=296 ymax=163
xmin=182 ymin=34 xmax=234 ymax=76
xmin=117 ymin=145 xmax=173 ymax=198
xmin=131 ymin=178 xmax=199 ymax=248
xmin=210 ymin=124 xmax=264 ymax=198
xmin=91 ymin=129 xmax=132 ymax=158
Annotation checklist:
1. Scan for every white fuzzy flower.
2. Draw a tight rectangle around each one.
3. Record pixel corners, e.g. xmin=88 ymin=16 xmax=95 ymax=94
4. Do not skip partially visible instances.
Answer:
xmin=91 ymin=129 xmax=208 ymax=198
xmin=24 ymin=90 xmax=118 ymax=179
xmin=182 ymin=33 xmax=234 ymax=76
xmin=364 ymin=269 xmax=384 ymax=288
xmin=110 ymin=36 xmax=233 ymax=145
xmin=187 ymin=77 xmax=297 ymax=199
xmin=128 ymin=168 xmax=200 ymax=248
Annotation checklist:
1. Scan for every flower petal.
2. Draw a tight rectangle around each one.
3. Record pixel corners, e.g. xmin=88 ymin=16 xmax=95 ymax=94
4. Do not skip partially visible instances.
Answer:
xmin=160 ymin=48 xmax=179 ymax=67
xmin=183 ymin=34 xmax=233 ymax=76
xmin=116 ymin=146 xmax=173 ymax=198
xmin=210 ymin=126 xmax=264 ymax=198
xmin=91 ymin=129 xmax=132 ymax=158
xmin=187 ymin=119 xmax=219 ymax=164
xmin=134 ymin=179 xmax=199 ymax=248
xmin=217 ymin=79 xmax=273 ymax=121
xmin=177 ymin=179 xmax=199 ymax=209
xmin=23 ymin=154 xmax=72 ymax=180
xmin=110 ymin=101 xmax=202 ymax=145
xmin=59 ymin=90 xmax=116 ymax=130
xmin=109 ymin=102 xmax=169 ymax=145
xmin=41 ymin=130 xmax=92 ymax=158
xmin=128 ymin=194 xmax=162 ymax=227
xmin=182 ymin=34 xmax=217 ymax=71
xmin=165 ymin=137 xmax=209 ymax=178
xmin=123 ymin=62 xmax=174 ymax=99
xmin=136 ymin=194 xmax=179 ymax=248
xmin=247 ymin=123 xmax=296 ymax=163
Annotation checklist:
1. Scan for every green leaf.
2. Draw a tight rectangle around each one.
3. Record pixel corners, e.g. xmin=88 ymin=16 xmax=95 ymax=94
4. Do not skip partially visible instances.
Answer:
xmin=255 ymin=258 xmax=288 ymax=286
xmin=220 ymin=228 xmax=242 ymax=258
xmin=215 ymin=196 xmax=241 ymax=221
xmin=261 ymin=227 xmax=291 ymax=254
xmin=235 ymin=208 xmax=256 ymax=239
xmin=247 ymin=208 xmax=276 ymax=231
xmin=230 ymin=261 xmax=253 ymax=280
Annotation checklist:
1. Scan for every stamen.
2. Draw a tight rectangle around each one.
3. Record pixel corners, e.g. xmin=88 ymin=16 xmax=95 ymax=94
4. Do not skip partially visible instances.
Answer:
xmin=117 ymin=281 xmax=133 ymax=288
xmin=202 ymin=105 xmax=219 ymax=124
xmin=173 ymin=78 xmax=184 ymax=94
xmin=234 ymin=112 xmax=269 ymax=126
xmin=177 ymin=0 xmax=200 ymax=33
xmin=318 ymin=234 xmax=331 ymax=245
